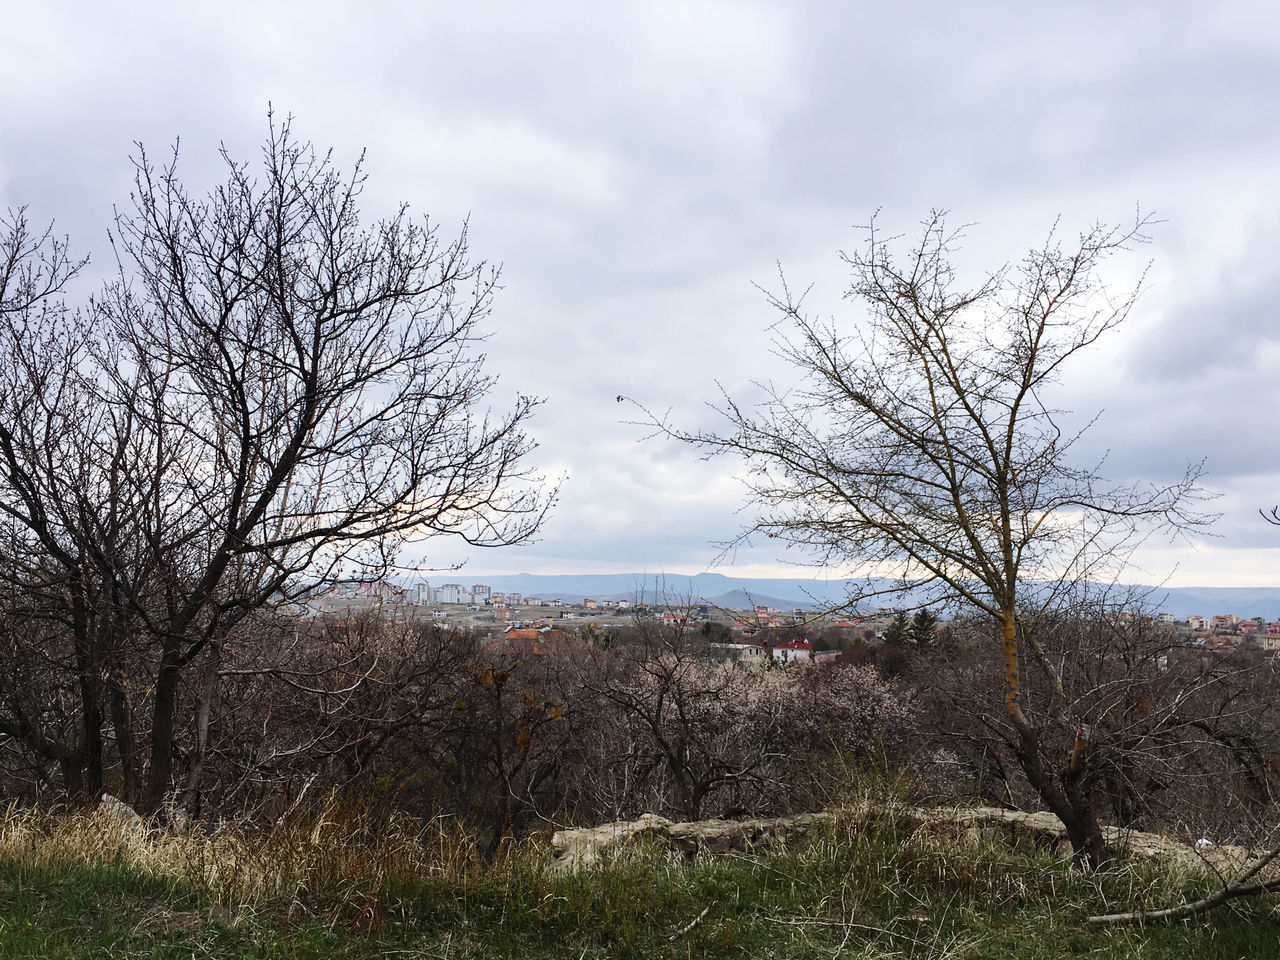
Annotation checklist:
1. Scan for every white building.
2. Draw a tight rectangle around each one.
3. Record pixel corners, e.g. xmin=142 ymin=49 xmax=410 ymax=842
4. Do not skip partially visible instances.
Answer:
xmin=772 ymin=638 xmax=814 ymax=663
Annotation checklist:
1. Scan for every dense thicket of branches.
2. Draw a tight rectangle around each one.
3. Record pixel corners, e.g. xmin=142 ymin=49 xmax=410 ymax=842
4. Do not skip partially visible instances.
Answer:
xmin=0 ymin=613 xmax=917 ymax=836
xmin=0 ymin=117 xmax=550 ymax=813
xmin=906 ymin=608 xmax=1277 ymax=842
xmin=2 ymin=603 xmax=1276 ymax=854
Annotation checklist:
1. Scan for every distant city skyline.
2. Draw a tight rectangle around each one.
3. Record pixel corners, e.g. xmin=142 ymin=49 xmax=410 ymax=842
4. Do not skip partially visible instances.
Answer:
xmin=351 ymin=570 xmax=1280 ymax=622
xmin=5 ymin=2 xmax=1280 ymax=587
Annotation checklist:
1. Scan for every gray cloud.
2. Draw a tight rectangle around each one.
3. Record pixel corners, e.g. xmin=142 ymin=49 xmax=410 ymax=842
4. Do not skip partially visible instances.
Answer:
xmin=3 ymin=0 xmax=1279 ymax=585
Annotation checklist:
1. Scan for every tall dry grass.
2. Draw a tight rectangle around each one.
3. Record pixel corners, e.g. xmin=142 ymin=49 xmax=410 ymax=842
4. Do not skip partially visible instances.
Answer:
xmin=0 ymin=795 xmax=534 ymax=908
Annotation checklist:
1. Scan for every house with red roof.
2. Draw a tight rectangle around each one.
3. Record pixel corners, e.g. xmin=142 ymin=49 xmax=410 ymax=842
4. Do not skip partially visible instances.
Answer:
xmin=772 ymin=638 xmax=813 ymax=664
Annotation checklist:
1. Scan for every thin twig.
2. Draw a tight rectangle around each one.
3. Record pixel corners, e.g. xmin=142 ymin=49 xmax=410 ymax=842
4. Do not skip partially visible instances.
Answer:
xmin=669 ymin=902 xmax=715 ymax=940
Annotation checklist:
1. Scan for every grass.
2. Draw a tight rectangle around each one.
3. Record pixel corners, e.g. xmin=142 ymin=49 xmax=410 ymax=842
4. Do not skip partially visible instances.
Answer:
xmin=0 ymin=799 xmax=1277 ymax=958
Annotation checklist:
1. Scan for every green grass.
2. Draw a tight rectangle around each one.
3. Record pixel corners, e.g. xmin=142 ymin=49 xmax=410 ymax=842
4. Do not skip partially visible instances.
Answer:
xmin=0 ymin=804 xmax=1277 ymax=958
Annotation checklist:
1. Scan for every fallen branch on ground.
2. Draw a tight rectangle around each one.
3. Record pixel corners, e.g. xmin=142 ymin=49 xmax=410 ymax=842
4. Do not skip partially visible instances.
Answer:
xmin=1087 ymin=843 xmax=1280 ymax=926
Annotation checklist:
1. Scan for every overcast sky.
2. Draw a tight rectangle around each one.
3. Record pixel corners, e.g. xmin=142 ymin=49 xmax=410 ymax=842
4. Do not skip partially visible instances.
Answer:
xmin=4 ymin=1 xmax=1279 ymax=586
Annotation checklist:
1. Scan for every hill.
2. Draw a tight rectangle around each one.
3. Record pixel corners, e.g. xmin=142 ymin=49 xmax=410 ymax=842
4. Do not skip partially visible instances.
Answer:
xmin=443 ymin=572 xmax=1280 ymax=619
xmin=446 ymin=572 xmax=887 ymax=609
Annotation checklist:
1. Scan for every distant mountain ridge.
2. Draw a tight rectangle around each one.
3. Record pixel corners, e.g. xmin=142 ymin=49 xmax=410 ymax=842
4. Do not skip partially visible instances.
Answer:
xmin=417 ymin=572 xmax=1280 ymax=620
xmin=434 ymin=573 xmax=873 ymax=611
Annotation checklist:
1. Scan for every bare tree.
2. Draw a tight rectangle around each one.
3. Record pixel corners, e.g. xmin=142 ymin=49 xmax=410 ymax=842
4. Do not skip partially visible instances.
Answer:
xmin=430 ymin=635 xmax=583 ymax=850
xmin=647 ymin=211 xmax=1210 ymax=866
xmin=0 ymin=114 xmax=553 ymax=812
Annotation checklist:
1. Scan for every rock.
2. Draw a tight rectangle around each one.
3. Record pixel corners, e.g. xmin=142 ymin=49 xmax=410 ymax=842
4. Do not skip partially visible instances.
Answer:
xmin=549 ymin=813 xmax=674 ymax=872
xmin=666 ymin=812 xmax=833 ymax=857
xmin=549 ymin=811 xmax=833 ymax=872
xmin=98 ymin=793 xmax=144 ymax=830
xmin=548 ymin=803 xmax=1263 ymax=877
xmin=1108 ymin=828 xmax=1250 ymax=875
xmin=896 ymin=805 xmax=1263 ymax=875
xmin=906 ymin=806 xmax=1074 ymax=858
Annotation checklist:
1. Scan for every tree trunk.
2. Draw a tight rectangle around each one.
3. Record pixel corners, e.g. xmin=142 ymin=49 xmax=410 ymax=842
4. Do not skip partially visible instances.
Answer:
xmin=178 ymin=641 xmax=222 ymax=818
xmin=71 ymin=615 xmax=104 ymax=802
xmin=1062 ymin=788 xmax=1109 ymax=869
xmin=686 ymin=780 xmax=707 ymax=822
xmin=60 ymin=757 xmax=85 ymax=804
xmin=1002 ymin=609 xmax=1109 ymax=869
xmin=141 ymin=639 xmax=183 ymax=813
xmin=76 ymin=671 xmax=104 ymax=802
xmin=108 ymin=680 xmax=140 ymax=803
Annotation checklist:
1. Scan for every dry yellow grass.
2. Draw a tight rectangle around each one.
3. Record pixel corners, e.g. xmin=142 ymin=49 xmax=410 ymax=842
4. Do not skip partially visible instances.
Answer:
xmin=0 ymin=796 xmax=507 ymax=908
